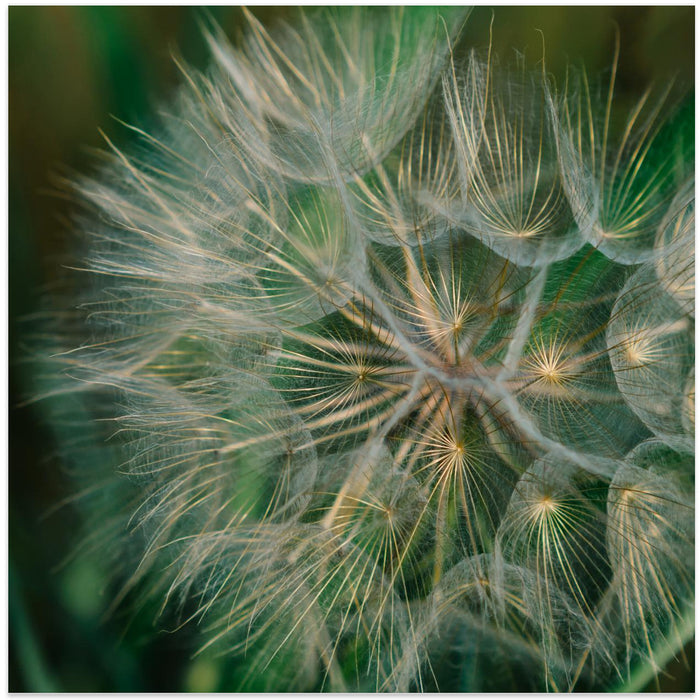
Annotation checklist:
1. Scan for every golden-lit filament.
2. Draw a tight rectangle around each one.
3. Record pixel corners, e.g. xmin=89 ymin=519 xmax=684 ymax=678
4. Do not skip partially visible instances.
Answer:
xmin=521 ymin=337 xmax=581 ymax=395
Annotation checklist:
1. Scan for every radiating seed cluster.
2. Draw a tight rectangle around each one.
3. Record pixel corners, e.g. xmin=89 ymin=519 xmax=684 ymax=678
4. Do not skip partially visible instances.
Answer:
xmin=42 ymin=8 xmax=693 ymax=692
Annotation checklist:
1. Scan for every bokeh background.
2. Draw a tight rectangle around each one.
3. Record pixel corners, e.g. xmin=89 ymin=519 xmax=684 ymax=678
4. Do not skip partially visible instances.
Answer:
xmin=9 ymin=6 xmax=695 ymax=692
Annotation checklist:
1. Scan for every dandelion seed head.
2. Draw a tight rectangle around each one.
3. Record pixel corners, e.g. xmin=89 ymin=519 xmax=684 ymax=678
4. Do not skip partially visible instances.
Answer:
xmin=36 ymin=8 xmax=694 ymax=693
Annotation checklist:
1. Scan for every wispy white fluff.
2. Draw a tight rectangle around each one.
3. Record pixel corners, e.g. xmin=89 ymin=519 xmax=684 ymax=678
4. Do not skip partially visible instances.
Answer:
xmin=36 ymin=8 xmax=695 ymax=693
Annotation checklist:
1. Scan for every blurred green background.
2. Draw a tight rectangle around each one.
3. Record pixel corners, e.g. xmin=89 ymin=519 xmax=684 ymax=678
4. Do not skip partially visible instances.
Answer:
xmin=9 ymin=6 xmax=694 ymax=692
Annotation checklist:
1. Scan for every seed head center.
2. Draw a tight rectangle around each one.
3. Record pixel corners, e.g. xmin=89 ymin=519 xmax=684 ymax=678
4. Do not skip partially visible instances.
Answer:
xmin=539 ymin=495 xmax=557 ymax=513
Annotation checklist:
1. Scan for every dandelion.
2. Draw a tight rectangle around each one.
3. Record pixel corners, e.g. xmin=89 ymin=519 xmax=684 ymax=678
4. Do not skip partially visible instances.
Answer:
xmin=36 ymin=7 xmax=693 ymax=692
xmin=654 ymin=180 xmax=695 ymax=314
xmin=607 ymin=264 xmax=694 ymax=453
xmin=604 ymin=440 xmax=694 ymax=688
xmin=553 ymin=37 xmax=693 ymax=265
xmin=435 ymin=51 xmax=584 ymax=266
